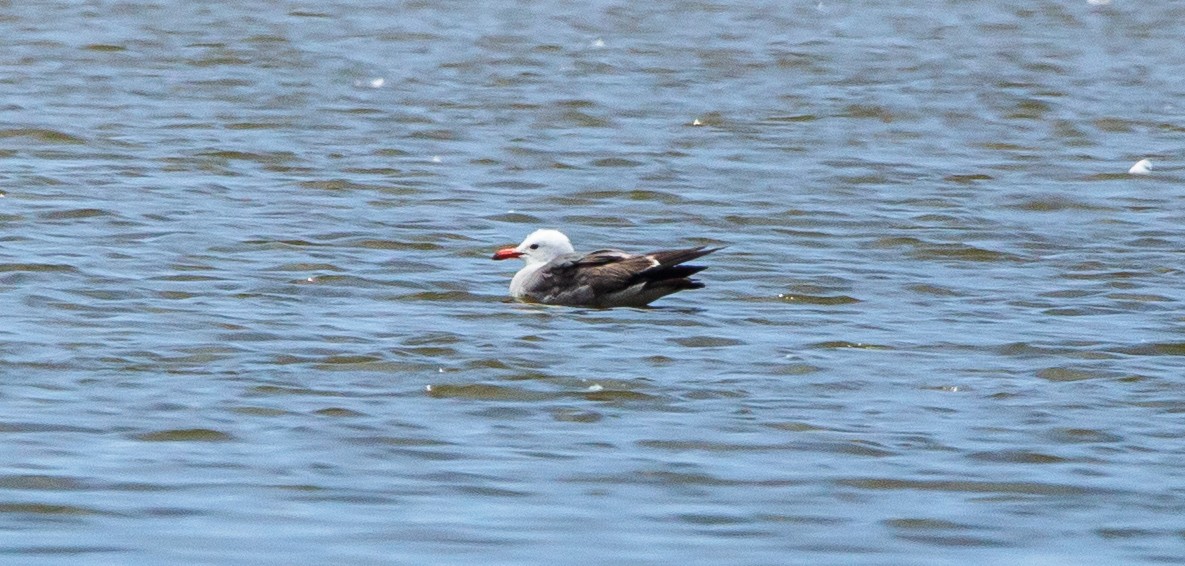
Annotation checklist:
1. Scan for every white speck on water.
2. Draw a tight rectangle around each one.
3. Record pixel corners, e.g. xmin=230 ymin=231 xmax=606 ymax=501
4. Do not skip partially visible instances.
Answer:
xmin=1129 ymin=158 xmax=1153 ymax=175
xmin=354 ymin=77 xmax=385 ymax=88
xmin=431 ymin=155 xmax=442 ymax=163
xmin=587 ymin=384 xmax=604 ymax=392
xmin=1087 ymin=0 xmax=1110 ymax=5
xmin=592 ymin=38 xmax=605 ymax=48
xmin=692 ymin=118 xmax=703 ymax=126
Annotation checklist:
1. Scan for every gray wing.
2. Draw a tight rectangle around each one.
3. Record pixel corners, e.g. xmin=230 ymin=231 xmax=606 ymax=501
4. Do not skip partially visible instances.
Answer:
xmin=523 ymin=247 xmax=721 ymax=307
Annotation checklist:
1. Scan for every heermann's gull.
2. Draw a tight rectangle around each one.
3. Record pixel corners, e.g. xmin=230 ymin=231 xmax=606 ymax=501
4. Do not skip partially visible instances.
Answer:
xmin=491 ymin=229 xmax=721 ymax=307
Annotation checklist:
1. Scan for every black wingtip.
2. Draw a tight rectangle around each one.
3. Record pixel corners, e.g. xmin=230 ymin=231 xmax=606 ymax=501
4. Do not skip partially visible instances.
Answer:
xmin=647 ymin=245 xmax=724 ymax=268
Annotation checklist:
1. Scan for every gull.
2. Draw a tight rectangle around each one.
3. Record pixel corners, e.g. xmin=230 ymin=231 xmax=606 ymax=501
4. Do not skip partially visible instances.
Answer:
xmin=492 ymin=229 xmax=721 ymax=307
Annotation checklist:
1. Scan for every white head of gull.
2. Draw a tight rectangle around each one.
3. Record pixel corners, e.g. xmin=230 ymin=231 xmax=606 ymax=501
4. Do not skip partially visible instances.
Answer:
xmin=492 ymin=229 xmax=721 ymax=308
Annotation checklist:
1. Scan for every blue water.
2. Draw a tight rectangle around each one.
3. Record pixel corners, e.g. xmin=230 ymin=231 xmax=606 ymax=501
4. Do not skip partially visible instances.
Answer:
xmin=3 ymin=0 xmax=1185 ymax=564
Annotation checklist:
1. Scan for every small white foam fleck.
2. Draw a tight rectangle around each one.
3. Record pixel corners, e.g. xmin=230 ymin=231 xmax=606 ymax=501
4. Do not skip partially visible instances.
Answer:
xmin=1087 ymin=0 xmax=1110 ymax=5
xmin=692 ymin=118 xmax=703 ymax=126
xmin=592 ymin=38 xmax=605 ymax=48
xmin=424 ymin=384 xmax=432 ymax=392
xmin=431 ymin=155 xmax=442 ymax=163
xmin=1129 ymin=158 xmax=1153 ymax=175
xmin=353 ymin=77 xmax=385 ymax=89
xmin=587 ymin=384 xmax=604 ymax=392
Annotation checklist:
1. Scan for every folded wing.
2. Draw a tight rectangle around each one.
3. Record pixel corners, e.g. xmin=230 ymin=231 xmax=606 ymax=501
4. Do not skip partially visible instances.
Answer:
xmin=522 ymin=246 xmax=722 ymax=307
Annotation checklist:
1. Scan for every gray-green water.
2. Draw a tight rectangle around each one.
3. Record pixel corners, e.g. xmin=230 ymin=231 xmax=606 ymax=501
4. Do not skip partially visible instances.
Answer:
xmin=4 ymin=1 xmax=1185 ymax=564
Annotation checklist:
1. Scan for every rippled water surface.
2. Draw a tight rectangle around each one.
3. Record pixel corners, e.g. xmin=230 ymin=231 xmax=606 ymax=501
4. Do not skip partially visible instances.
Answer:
xmin=4 ymin=0 xmax=1185 ymax=564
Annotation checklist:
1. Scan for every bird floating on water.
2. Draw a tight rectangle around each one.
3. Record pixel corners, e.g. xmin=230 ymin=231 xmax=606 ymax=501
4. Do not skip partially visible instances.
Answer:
xmin=491 ymin=229 xmax=721 ymax=308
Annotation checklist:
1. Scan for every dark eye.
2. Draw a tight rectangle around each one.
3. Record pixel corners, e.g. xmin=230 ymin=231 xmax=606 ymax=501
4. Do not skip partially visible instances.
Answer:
xmin=529 ymin=244 xmax=539 ymax=250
